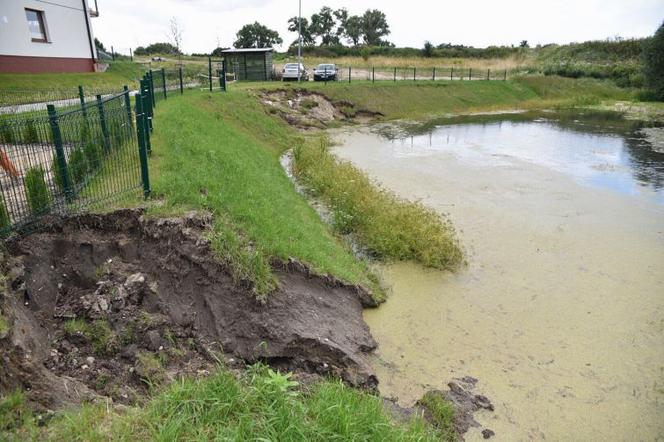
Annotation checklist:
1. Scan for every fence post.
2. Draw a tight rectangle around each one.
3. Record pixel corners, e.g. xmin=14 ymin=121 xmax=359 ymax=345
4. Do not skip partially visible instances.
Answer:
xmin=221 ymin=59 xmax=227 ymax=91
xmin=123 ymin=85 xmax=132 ymax=129
xmin=47 ymin=105 xmax=74 ymax=202
xmin=487 ymin=69 xmax=490 ymax=80
xmin=469 ymin=68 xmax=472 ymax=80
xmin=394 ymin=67 xmax=397 ymax=82
xmin=413 ymin=67 xmax=416 ymax=81
xmin=135 ymin=93 xmax=151 ymax=199
xmin=140 ymin=79 xmax=152 ymax=153
xmin=372 ymin=67 xmax=375 ymax=83
xmin=130 ymin=48 xmax=133 ymax=62
xmin=161 ymin=68 xmax=167 ymax=99
xmin=111 ymin=46 xmax=115 ymax=61
xmin=179 ymin=67 xmax=184 ymax=94
xmin=208 ymin=57 xmax=213 ymax=92
xmin=78 ymin=85 xmax=87 ymax=120
xmin=348 ymin=66 xmax=351 ymax=83
xmin=451 ymin=67 xmax=453 ymax=80
xmin=433 ymin=67 xmax=436 ymax=81
xmin=96 ymin=95 xmax=111 ymax=153
xmin=504 ymin=69 xmax=507 ymax=81
xmin=148 ymin=70 xmax=155 ymax=108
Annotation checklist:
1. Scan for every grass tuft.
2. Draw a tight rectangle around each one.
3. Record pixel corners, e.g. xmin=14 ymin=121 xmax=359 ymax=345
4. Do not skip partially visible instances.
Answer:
xmin=418 ymin=391 xmax=457 ymax=440
xmin=293 ymin=137 xmax=463 ymax=270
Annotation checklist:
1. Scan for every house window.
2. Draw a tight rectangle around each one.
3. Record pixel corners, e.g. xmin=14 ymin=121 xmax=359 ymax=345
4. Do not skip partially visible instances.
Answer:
xmin=25 ymin=9 xmax=47 ymax=43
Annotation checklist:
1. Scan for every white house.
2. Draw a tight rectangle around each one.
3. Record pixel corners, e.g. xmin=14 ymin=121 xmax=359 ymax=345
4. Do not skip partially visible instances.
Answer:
xmin=0 ymin=0 xmax=99 ymax=73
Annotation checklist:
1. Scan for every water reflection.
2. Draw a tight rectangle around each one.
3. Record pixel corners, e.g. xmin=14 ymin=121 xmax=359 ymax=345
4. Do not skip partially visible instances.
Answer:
xmin=373 ymin=111 xmax=664 ymax=203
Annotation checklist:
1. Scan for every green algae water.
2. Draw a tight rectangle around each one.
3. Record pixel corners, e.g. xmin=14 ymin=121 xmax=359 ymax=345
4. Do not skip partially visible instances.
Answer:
xmin=331 ymin=111 xmax=664 ymax=441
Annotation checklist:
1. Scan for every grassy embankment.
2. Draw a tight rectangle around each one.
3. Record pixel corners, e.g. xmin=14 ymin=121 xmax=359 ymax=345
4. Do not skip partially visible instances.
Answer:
xmin=1 ymin=364 xmax=452 ymax=441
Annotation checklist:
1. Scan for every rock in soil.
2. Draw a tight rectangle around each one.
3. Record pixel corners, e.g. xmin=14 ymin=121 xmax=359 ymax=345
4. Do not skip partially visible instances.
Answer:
xmin=0 ymin=209 xmax=377 ymax=410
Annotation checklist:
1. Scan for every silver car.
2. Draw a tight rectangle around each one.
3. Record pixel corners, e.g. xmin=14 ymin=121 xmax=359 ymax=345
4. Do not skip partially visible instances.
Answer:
xmin=282 ymin=63 xmax=308 ymax=81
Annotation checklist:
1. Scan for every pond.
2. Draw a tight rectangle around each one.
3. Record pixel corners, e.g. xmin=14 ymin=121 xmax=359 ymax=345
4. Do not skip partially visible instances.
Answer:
xmin=330 ymin=111 xmax=664 ymax=441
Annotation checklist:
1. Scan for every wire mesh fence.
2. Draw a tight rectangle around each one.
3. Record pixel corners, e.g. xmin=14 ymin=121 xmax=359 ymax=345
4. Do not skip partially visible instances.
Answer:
xmin=0 ymin=88 xmax=150 ymax=236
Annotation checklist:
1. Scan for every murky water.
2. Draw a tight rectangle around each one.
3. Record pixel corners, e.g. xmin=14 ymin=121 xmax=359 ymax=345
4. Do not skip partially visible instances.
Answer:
xmin=331 ymin=111 xmax=664 ymax=441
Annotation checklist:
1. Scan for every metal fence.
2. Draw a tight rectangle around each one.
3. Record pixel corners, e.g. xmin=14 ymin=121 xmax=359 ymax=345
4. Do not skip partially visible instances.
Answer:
xmin=0 ymin=87 xmax=151 ymax=236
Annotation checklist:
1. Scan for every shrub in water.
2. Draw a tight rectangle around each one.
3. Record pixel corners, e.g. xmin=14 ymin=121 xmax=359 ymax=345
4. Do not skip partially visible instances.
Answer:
xmin=24 ymin=166 xmax=51 ymax=216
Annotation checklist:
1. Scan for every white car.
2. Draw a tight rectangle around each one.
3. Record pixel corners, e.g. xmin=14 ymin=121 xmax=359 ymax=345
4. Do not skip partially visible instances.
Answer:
xmin=282 ymin=63 xmax=309 ymax=81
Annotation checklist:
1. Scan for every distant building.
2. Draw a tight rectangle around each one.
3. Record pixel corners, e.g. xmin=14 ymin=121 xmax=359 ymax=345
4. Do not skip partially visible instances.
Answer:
xmin=0 ymin=0 xmax=99 ymax=73
xmin=221 ymin=48 xmax=273 ymax=81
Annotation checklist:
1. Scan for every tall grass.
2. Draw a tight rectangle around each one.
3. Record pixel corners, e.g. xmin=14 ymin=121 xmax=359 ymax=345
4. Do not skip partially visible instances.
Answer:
xmin=2 ymin=365 xmax=453 ymax=441
xmin=293 ymin=138 xmax=463 ymax=271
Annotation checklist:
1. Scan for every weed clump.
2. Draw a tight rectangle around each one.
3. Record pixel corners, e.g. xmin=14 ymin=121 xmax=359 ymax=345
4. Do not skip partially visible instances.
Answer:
xmin=418 ymin=391 xmax=457 ymax=440
xmin=293 ymin=138 xmax=463 ymax=270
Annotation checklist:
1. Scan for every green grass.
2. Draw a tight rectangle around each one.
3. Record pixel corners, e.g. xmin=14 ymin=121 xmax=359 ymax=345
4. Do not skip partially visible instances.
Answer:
xmin=293 ymin=138 xmax=463 ymax=270
xmin=63 ymin=319 xmax=117 ymax=356
xmin=3 ymin=364 xmax=451 ymax=441
xmin=149 ymin=90 xmax=381 ymax=299
xmin=0 ymin=62 xmax=143 ymax=92
xmin=0 ymin=313 xmax=9 ymax=338
xmin=418 ymin=391 xmax=457 ymax=440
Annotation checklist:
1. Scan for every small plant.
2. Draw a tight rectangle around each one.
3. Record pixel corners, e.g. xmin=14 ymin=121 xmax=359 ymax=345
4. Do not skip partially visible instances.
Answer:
xmin=0 ymin=194 xmax=11 ymax=234
xmin=89 ymin=320 xmax=117 ymax=356
xmin=68 ymin=148 xmax=88 ymax=185
xmin=0 ymin=118 xmax=15 ymax=144
xmin=300 ymin=98 xmax=319 ymax=110
xmin=0 ymin=313 xmax=9 ymax=339
xmin=136 ymin=352 xmax=166 ymax=387
xmin=23 ymin=166 xmax=51 ymax=216
xmin=83 ymin=139 xmax=102 ymax=172
xmin=417 ymin=391 xmax=457 ymax=440
xmin=0 ymin=390 xmax=32 ymax=433
xmin=22 ymin=120 xmax=39 ymax=144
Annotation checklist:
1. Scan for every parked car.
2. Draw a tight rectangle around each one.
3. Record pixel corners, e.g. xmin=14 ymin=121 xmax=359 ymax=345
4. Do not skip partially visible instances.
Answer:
xmin=313 ymin=64 xmax=338 ymax=81
xmin=282 ymin=63 xmax=308 ymax=81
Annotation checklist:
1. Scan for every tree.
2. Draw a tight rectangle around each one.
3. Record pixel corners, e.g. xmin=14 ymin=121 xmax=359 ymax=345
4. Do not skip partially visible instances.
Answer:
xmin=361 ymin=9 xmax=390 ymax=46
xmin=169 ymin=17 xmax=184 ymax=64
xmin=287 ymin=16 xmax=315 ymax=46
xmin=309 ymin=6 xmax=339 ymax=45
xmin=519 ymin=40 xmax=529 ymax=48
xmin=643 ymin=21 xmax=664 ymax=100
xmin=133 ymin=42 xmax=180 ymax=56
xmin=94 ymin=38 xmax=106 ymax=52
xmin=423 ymin=41 xmax=434 ymax=57
xmin=234 ymin=22 xmax=282 ymax=48
xmin=344 ymin=15 xmax=363 ymax=46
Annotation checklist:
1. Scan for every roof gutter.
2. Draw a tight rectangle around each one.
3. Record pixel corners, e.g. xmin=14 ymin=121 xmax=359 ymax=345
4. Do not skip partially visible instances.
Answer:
xmin=81 ymin=0 xmax=96 ymax=62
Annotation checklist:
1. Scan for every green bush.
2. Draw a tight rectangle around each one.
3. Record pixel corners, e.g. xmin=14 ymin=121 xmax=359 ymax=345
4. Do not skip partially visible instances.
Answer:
xmin=643 ymin=22 xmax=664 ymax=100
xmin=83 ymin=139 xmax=102 ymax=170
xmin=22 ymin=120 xmax=39 ymax=144
xmin=68 ymin=148 xmax=88 ymax=184
xmin=24 ymin=167 xmax=51 ymax=216
xmin=0 ymin=118 xmax=15 ymax=144
xmin=0 ymin=195 xmax=11 ymax=233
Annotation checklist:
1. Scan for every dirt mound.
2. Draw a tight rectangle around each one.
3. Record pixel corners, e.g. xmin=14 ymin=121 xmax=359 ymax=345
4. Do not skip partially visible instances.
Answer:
xmin=260 ymin=89 xmax=382 ymax=129
xmin=0 ymin=209 xmax=377 ymax=409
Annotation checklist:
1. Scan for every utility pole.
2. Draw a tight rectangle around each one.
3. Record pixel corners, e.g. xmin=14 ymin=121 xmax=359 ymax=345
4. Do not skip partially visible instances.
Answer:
xmin=298 ymin=0 xmax=302 ymax=83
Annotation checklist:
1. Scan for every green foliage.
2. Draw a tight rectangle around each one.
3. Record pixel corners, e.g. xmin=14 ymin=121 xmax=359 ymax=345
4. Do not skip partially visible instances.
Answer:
xmin=642 ymin=22 xmax=664 ymax=100
xmin=23 ymin=167 xmax=50 ymax=216
xmin=0 ymin=118 xmax=14 ymax=144
xmin=33 ymin=365 xmax=448 ymax=440
xmin=0 ymin=195 xmax=11 ymax=234
xmin=67 ymin=147 xmax=88 ymax=185
xmin=22 ymin=120 xmax=39 ymax=144
xmin=64 ymin=319 xmax=117 ymax=356
xmin=0 ymin=312 xmax=9 ymax=338
xmin=293 ymin=138 xmax=463 ymax=270
xmin=418 ymin=391 xmax=457 ymax=440
xmin=83 ymin=138 xmax=102 ymax=172
xmin=0 ymin=391 xmax=33 ymax=434
xmin=423 ymin=41 xmax=434 ymax=58
xmin=136 ymin=352 xmax=165 ymax=387
xmin=234 ymin=21 xmax=283 ymax=48
xmin=134 ymin=42 xmax=181 ymax=56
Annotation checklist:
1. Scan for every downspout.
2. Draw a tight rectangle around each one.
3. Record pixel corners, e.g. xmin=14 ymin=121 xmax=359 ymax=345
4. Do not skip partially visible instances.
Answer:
xmin=81 ymin=0 xmax=96 ymax=66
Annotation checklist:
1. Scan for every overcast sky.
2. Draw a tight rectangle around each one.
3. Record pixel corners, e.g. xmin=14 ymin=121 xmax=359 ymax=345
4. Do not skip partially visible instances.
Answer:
xmin=93 ymin=0 xmax=664 ymax=54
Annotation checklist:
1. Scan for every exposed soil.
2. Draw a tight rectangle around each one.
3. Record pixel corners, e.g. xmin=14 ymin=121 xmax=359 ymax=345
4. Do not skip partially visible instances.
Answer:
xmin=259 ymin=89 xmax=382 ymax=129
xmin=0 ymin=209 xmax=378 ymax=411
